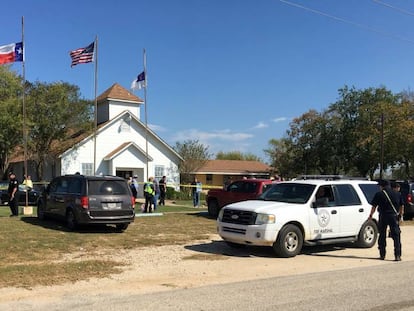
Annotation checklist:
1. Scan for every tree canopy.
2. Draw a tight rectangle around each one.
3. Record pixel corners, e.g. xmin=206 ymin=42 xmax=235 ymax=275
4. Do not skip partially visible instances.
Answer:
xmin=265 ymin=86 xmax=414 ymax=180
xmin=215 ymin=151 xmax=262 ymax=161
xmin=26 ymin=81 xmax=92 ymax=179
xmin=0 ymin=67 xmax=93 ymax=180
xmin=173 ymin=139 xmax=211 ymax=184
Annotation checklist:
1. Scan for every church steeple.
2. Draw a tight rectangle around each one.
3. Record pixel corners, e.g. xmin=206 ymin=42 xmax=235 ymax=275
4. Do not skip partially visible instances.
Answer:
xmin=96 ymin=83 xmax=144 ymax=124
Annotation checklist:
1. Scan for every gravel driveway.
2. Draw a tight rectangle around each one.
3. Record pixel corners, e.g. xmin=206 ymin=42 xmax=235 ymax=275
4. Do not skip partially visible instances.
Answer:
xmin=0 ymin=224 xmax=413 ymax=308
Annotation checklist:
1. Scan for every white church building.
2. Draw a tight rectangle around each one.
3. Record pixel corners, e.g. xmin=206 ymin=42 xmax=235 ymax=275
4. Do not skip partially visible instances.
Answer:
xmin=23 ymin=83 xmax=182 ymax=192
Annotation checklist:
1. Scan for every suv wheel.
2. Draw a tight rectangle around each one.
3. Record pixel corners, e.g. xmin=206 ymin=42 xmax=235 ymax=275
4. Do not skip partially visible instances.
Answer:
xmin=356 ymin=219 xmax=377 ymax=248
xmin=273 ymin=224 xmax=303 ymax=258
xmin=208 ymin=200 xmax=219 ymax=218
xmin=403 ymin=214 xmax=413 ymax=221
xmin=66 ymin=209 xmax=78 ymax=231
xmin=37 ymin=202 xmax=46 ymax=220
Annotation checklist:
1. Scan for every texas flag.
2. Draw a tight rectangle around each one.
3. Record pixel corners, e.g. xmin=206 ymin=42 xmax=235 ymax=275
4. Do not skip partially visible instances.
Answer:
xmin=0 ymin=42 xmax=24 ymax=65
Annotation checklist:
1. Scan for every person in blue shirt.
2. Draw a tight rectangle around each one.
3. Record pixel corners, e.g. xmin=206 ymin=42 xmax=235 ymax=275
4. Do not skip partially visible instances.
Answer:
xmin=191 ymin=177 xmax=202 ymax=208
xmin=368 ymin=180 xmax=403 ymax=261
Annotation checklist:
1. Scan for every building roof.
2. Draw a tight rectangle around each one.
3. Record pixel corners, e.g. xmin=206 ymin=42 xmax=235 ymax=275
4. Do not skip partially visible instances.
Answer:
xmin=97 ymin=83 xmax=143 ymax=104
xmin=103 ymin=141 xmax=153 ymax=161
xmin=194 ymin=160 xmax=271 ymax=175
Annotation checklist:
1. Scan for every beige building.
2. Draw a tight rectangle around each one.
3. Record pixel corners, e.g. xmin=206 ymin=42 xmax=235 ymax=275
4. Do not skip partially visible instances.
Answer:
xmin=192 ymin=159 xmax=271 ymax=188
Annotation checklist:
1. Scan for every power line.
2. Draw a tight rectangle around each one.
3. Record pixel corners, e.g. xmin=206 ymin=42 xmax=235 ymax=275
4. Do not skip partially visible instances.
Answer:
xmin=278 ymin=0 xmax=414 ymax=45
xmin=372 ymin=0 xmax=414 ymax=17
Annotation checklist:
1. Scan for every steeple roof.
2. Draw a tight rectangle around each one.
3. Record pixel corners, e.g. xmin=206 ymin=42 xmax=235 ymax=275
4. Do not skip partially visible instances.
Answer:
xmin=97 ymin=83 xmax=143 ymax=104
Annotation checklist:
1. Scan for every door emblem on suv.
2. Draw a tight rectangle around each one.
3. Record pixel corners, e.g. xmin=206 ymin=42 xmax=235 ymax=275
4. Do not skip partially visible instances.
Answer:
xmin=318 ymin=209 xmax=330 ymax=227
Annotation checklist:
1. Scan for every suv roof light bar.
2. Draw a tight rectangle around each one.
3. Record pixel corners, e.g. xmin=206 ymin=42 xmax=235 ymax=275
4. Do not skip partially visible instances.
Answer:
xmin=296 ymin=175 xmax=369 ymax=181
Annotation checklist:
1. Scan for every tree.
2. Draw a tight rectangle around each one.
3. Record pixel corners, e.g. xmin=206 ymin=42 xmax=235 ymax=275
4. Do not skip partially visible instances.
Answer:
xmin=173 ymin=139 xmax=211 ymax=184
xmin=215 ymin=151 xmax=262 ymax=161
xmin=0 ymin=66 xmax=24 ymax=178
xmin=266 ymin=85 xmax=407 ymax=179
xmin=330 ymin=86 xmax=400 ymax=178
xmin=287 ymin=110 xmax=325 ymax=175
xmin=25 ymin=81 xmax=93 ymax=180
xmin=264 ymin=138 xmax=296 ymax=179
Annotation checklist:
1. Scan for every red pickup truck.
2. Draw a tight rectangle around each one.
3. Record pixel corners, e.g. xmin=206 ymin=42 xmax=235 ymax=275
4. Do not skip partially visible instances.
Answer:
xmin=206 ymin=179 xmax=275 ymax=217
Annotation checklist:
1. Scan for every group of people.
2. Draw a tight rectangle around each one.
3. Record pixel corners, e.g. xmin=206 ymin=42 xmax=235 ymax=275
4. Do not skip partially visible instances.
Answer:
xmin=7 ymin=172 xmax=33 ymax=217
xmin=141 ymin=175 xmax=167 ymax=213
xmin=138 ymin=175 xmax=203 ymax=211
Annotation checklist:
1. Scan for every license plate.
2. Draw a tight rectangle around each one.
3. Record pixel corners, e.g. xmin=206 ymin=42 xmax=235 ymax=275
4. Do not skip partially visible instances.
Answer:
xmin=103 ymin=202 xmax=121 ymax=209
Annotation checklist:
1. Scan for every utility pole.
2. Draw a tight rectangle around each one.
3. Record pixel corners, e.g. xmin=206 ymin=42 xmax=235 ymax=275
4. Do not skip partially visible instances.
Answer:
xmin=380 ymin=113 xmax=384 ymax=180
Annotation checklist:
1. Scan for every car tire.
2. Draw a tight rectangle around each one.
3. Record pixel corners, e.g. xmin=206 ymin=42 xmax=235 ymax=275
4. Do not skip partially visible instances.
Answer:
xmin=273 ymin=224 xmax=303 ymax=258
xmin=356 ymin=219 xmax=378 ymax=248
xmin=403 ymin=214 xmax=413 ymax=221
xmin=208 ymin=200 xmax=219 ymax=218
xmin=37 ymin=202 xmax=46 ymax=220
xmin=116 ymin=223 xmax=129 ymax=232
xmin=66 ymin=209 xmax=77 ymax=231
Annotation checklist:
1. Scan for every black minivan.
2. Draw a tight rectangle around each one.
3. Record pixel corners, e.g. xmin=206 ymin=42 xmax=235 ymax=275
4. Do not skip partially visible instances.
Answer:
xmin=37 ymin=175 xmax=135 ymax=231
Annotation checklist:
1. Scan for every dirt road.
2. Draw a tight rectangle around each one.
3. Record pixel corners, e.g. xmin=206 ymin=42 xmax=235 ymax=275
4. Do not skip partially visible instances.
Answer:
xmin=0 ymin=224 xmax=413 ymax=307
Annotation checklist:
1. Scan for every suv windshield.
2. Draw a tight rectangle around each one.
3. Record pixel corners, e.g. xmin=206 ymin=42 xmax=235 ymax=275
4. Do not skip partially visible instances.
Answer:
xmin=88 ymin=180 xmax=129 ymax=195
xmin=258 ymin=183 xmax=315 ymax=203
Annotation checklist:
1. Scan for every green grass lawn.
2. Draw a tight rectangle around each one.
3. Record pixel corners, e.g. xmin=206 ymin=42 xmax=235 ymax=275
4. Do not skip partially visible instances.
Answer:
xmin=0 ymin=201 xmax=216 ymax=288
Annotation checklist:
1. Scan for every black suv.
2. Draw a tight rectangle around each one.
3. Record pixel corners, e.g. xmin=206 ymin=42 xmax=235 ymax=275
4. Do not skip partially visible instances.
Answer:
xmin=37 ymin=175 xmax=135 ymax=231
xmin=398 ymin=181 xmax=414 ymax=220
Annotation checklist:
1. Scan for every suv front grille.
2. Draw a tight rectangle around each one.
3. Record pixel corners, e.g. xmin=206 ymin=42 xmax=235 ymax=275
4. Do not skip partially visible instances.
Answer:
xmin=221 ymin=209 xmax=256 ymax=225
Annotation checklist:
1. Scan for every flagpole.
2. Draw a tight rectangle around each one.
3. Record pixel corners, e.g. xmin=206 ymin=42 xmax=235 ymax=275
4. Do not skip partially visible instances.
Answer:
xmin=143 ymin=48 xmax=148 ymax=181
xmin=22 ymin=15 xmax=28 ymax=207
xmin=93 ymin=36 xmax=98 ymax=175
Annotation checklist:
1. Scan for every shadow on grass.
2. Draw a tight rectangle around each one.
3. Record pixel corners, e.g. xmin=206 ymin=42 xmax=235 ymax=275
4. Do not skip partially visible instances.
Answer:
xmin=19 ymin=216 xmax=126 ymax=234
xmin=185 ymin=210 xmax=216 ymax=220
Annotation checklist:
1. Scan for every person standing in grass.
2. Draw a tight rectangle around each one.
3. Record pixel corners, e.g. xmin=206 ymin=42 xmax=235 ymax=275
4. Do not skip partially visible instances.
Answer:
xmin=8 ymin=172 xmax=19 ymax=217
xmin=152 ymin=178 xmax=160 ymax=211
xmin=158 ymin=175 xmax=167 ymax=206
xmin=143 ymin=177 xmax=155 ymax=213
xmin=191 ymin=177 xmax=202 ymax=208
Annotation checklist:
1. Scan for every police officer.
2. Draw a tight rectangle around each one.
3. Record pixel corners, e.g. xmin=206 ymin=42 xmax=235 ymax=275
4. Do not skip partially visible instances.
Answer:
xmin=368 ymin=179 xmax=403 ymax=261
xmin=143 ymin=177 xmax=155 ymax=213
xmin=8 ymin=172 xmax=19 ymax=217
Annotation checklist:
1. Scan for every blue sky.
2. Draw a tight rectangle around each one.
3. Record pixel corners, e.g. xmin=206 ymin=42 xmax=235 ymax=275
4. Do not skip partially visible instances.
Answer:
xmin=5 ymin=0 xmax=414 ymax=162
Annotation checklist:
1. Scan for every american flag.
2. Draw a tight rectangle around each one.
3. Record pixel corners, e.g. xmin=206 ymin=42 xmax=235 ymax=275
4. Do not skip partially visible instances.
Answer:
xmin=70 ymin=42 xmax=94 ymax=67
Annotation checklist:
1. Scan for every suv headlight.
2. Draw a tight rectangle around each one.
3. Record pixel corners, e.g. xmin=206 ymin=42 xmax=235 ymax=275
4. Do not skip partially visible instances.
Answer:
xmin=218 ymin=208 xmax=224 ymax=221
xmin=255 ymin=213 xmax=275 ymax=225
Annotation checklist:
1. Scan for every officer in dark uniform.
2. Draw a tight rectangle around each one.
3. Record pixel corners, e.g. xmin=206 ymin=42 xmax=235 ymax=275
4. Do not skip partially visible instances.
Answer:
xmin=8 ymin=172 xmax=19 ymax=217
xmin=368 ymin=179 xmax=403 ymax=261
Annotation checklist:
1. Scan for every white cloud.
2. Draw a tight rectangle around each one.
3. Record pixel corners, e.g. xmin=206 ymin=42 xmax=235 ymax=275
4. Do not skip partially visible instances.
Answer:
xmin=148 ymin=123 xmax=166 ymax=132
xmin=170 ymin=128 xmax=254 ymax=155
xmin=272 ymin=117 xmax=288 ymax=123
xmin=173 ymin=129 xmax=253 ymax=142
xmin=251 ymin=122 xmax=268 ymax=129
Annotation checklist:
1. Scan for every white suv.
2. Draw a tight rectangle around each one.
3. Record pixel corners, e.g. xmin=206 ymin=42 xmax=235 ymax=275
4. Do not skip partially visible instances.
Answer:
xmin=217 ymin=179 xmax=379 ymax=257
